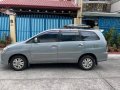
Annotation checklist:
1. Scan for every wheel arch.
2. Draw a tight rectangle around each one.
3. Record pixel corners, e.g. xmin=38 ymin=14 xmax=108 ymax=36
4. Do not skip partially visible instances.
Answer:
xmin=8 ymin=54 xmax=29 ymax=64
xmin=78 ymin=53 xmax=97 ymax=65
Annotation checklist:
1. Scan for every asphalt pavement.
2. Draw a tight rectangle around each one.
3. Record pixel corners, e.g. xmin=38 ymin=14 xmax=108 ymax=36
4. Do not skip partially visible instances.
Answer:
xmin=0 ymin=51 xmax=120 ymax=90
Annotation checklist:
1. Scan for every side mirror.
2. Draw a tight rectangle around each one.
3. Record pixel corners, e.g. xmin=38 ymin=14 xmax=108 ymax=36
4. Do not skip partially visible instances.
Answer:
xmin=34 ymin=37 xmax=38 ymax=43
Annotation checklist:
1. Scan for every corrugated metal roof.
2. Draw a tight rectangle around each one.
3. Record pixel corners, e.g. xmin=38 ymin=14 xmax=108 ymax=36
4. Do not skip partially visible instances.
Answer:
xmin=0 ymin=0 xmax=79 ymax=10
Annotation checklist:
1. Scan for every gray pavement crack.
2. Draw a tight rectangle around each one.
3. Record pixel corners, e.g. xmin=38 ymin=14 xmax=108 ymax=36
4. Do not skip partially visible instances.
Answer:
xmin=95 ymin=70 xmax=116 ymax=90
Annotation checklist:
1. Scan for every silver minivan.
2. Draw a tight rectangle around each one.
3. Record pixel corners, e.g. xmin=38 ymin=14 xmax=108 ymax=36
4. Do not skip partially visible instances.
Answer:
xmin=1 ymin=29 xmax=108 ymax=71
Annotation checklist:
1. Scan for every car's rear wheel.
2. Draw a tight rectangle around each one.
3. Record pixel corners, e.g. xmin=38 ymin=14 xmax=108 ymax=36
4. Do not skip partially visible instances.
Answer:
xmin=78 ymin=55 xmax=95 ymax=70
xmin=10 ymin=55 xmax=28 ymax=71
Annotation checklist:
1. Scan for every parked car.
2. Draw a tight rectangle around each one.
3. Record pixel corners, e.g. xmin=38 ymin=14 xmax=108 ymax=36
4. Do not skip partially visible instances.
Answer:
xmin=1 ymin=29 xmax=108 ymax=71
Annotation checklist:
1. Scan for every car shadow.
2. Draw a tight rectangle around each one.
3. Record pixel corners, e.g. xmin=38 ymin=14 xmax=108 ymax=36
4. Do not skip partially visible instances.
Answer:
xmin=94 ymin=65 xmax=106 ymax=71
xmin=1 ymin=63 xmax=104 ymax=71
xmin=0 ymin=65 xmax=11 ymax=71
xmin=29 ymin=63 xmax=79 ymax=69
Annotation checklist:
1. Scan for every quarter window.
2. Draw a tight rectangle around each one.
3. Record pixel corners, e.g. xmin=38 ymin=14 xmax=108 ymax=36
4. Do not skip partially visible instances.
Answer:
xmin=80 ymin=31 xmax=100 ymax=41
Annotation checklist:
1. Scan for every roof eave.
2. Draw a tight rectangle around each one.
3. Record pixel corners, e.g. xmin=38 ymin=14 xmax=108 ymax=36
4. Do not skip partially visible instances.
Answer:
xmin=0 ymin=4 xmax=79 ymax=10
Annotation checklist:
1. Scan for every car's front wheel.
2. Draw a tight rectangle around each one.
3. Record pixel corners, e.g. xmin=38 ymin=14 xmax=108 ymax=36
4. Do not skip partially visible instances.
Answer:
xmin=78 ymin=55 xmax=95 ymax=70
xmin=10 ymin=55 xmax=28 ymax=71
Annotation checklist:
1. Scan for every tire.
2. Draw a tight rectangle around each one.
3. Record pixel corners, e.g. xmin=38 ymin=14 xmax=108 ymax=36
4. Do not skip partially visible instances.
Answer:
xmin=78 ymin=55 xmax=95 ymax=70
xmin=10 ymin=55 xmax=28 ymax=71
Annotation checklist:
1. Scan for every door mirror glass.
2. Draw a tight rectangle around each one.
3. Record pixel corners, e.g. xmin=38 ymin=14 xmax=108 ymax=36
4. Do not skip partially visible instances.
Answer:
xmin=34 ymin=37 xmax=38 ymax=43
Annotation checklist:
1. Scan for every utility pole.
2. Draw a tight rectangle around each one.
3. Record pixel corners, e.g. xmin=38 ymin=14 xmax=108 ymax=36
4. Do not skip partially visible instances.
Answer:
xmin=74 ymin=0 xmax=83 ymax=25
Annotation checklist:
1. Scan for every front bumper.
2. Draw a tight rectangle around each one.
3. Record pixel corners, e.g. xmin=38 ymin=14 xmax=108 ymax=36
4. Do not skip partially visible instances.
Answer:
xmin=1 ymin=52 xmax=9 ymax=65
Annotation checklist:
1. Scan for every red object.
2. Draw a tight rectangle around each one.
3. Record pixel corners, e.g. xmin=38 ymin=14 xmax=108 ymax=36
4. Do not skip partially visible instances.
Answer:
xmin=0 ymin=0 xmax=79 ymax=10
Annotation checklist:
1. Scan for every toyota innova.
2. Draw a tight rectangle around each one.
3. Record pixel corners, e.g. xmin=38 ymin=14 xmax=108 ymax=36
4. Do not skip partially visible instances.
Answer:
xmin=1 ymin=29 xmax=108 ymax=71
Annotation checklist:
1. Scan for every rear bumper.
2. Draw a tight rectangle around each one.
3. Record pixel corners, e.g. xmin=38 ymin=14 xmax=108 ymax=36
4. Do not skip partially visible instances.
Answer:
xmin=96 ymin=52 xmax=108 ymax=62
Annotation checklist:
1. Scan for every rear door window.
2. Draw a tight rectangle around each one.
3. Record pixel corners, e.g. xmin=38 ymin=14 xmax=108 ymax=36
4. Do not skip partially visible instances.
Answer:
xmin=60 ymin=31 xmax=80 ymax=42
xmin=80 ymin=31 xmax=100 ymax=41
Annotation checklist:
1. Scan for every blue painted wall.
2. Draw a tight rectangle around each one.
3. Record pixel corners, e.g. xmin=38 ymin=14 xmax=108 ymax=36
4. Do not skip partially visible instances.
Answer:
xmin=98 ymin=17 xmax=120 ymax=32
xmin=0 ymin=13 xmax=10 ymax=40
xmin=16 ymin=14 xmax=73 ymax=42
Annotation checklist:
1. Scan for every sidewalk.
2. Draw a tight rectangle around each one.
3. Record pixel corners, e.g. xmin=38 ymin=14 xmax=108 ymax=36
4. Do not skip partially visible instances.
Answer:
xmin=108 ymin=54 xmax=120 ymax=60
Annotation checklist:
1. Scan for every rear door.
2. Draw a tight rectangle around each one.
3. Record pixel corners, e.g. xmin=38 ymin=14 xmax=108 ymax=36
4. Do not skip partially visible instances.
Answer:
xmin=79 ymin=31 xmax=101 ymax=53
xmin=57 ymin=30 xmax=84 ymax=63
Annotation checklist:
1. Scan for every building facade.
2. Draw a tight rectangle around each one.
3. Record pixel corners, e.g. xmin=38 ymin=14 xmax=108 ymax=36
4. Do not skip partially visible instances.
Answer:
xmin=0 ymin=0 xmax=79 ymax=42
xmin=83 ymin=0 xmax=111 ymax=12
xmin=111 ymin=0 xmax=120 ymax=12
xmin=1 ymin=0 xmax=120 ymax=43
xmin=82 ymin=0 xmax=120 ymax=32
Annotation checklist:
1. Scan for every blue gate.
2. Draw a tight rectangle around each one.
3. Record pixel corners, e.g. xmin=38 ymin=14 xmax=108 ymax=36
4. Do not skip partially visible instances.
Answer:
xmin=98 ymin=17 xmax=120 ymax=32
xmin=0 ymin=13 xmax=10 ymax=40
xmin=83 ymin=16 xmax=120 ymax=33
xmin=16 ymin=14 xmax=73 ymax=42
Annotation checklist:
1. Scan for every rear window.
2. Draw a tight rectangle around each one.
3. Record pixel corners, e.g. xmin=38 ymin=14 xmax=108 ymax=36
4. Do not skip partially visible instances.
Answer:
xmin=80 ymin=31 xmax=100 ymax=41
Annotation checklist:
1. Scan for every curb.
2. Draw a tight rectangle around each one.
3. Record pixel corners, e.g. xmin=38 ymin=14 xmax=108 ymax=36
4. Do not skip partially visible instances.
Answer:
xmin=108 ymin=52 xmax=120 ymax=54
xmin=108 ymin=54 xmax=120 ymax=59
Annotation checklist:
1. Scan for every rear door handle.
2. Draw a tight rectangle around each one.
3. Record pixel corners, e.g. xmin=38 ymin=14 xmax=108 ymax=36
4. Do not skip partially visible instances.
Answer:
xmin=51 ymin=45 xmax=57 ymax=48
xmin=78 ymin=43 xmax=83 ymax=47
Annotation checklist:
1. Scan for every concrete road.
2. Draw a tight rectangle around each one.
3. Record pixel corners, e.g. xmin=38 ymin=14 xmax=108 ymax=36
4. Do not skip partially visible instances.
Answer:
xmin=0 ymin=52 xmax=120 ymax=90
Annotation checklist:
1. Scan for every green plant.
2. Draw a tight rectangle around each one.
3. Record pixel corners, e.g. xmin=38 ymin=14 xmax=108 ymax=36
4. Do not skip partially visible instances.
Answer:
xmin=113 ymin=44 xmax=117 ymax=52
xmin=1 ymin=32 xmax=6 ymax=41
xmin=117 ymin=34 xmax=120 ymax=48
xmin=104 ymin=28 xmax=120 ymax=52
xmin=104 ymin=28 xmax=114 ymax=46
xmin=0 ymin=40 xmax=6 ymax=48
xmin=0 ymin=40 xmax=6 ymax=44
xmin=0 ymin=33 xmax=12 ymax=48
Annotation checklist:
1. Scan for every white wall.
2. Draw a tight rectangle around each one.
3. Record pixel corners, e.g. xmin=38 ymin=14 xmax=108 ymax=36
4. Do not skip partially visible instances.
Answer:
xmin=111 ymin=1 xmax=120 ymax=12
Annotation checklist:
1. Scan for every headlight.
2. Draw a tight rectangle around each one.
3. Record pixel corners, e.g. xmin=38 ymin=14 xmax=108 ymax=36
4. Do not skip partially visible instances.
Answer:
xmin=1 ymin=47 xmax=9 ymax=53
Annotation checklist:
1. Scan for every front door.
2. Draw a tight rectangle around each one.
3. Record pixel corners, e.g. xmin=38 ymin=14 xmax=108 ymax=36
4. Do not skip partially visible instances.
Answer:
xmin=30 ymin=31 xmax=59 ymax=63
